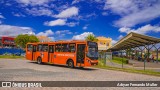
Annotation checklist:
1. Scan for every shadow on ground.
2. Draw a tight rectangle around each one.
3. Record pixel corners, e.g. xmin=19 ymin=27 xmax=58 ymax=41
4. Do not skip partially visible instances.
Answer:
xmin=28 ymin=61 xmax=97 ymax=71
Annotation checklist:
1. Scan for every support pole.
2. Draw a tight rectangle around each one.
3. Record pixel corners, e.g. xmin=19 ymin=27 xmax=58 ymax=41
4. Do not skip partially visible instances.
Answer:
xmin=129 ymin=48 xmax=131 ymax=60
xmin=121 ymin=50 xmax=123 ymax=68
xmin=141 ymin=50 xmax=143 ymax=61
xmin=126 ymin=49 xmax=128 ymax=58
xmin=157 ymin=47 xmax=160 ymax=63
xmin=152 ymin=44 xmax=159 ymax=63
xmin=147 ymin=46 xmax=150 ymax=61
xmin=156 ymin=49 xmax=158 ymax=63
xmin=144 ymin=45 xmax=147 ymax=71
xmin=130 ymin=48 xmax=132 ymax=60
xmin=144 ymin=58 xmax=146 ymax=70
xmin=104 ymin=52 xmax=106 ymax=66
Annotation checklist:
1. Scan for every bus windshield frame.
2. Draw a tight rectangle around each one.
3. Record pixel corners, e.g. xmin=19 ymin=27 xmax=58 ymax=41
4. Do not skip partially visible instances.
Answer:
xmin=87 ymin=41 xmax=98 ymax=60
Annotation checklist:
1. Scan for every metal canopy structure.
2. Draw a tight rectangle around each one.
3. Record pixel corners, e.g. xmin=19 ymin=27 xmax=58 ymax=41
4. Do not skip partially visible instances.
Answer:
xmin=108 ymin=32 xmax=160 ymax=51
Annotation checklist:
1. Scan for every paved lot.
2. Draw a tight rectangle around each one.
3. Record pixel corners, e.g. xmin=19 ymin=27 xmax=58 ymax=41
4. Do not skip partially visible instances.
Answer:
xmin=0 ymin=59 xmax=160 ymax=90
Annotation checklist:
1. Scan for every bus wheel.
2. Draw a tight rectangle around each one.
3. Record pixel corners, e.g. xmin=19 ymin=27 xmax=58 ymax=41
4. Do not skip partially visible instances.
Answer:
xmin=67 ymin=60 xmax=74 ymax=68
xmin=37 ymin=57 xmax=42 ymax=64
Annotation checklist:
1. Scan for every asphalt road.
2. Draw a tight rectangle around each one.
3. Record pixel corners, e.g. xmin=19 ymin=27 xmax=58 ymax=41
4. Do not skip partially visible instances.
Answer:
xmin=0 ymin=59 xmax=160 ymax=90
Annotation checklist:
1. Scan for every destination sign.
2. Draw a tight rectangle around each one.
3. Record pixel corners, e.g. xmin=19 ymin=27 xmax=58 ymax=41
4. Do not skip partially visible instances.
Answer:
xmin=57 ymin=54 xmax=75 ymax=57
xmin=88 ymin=41 xmax=97 ymax=46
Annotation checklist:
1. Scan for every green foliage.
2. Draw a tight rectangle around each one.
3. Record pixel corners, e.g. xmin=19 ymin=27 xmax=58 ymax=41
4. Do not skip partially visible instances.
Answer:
xmin=85 ymin=34 xmax=98 ymax=42
xmin=15 ymin=34 xmax=39 ymax=48
xmin=0 ymin=55 xmax=24 ymax=59
xmin=98 ymin=56 xmax=128 ymax=66
xmin=98 ymin=58 xmax=106 ymax=66
xmin=112 ymin=57 xmax=128 ymax=64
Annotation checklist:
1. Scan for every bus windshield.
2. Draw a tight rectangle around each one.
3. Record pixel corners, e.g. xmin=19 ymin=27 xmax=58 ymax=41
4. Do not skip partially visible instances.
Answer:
xmin=87 ymin=41 xmax=98 ymax=60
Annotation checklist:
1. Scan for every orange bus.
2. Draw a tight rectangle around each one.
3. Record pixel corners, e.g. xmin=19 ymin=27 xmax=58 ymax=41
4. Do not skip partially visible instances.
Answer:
xmin=26 ymin=40 xmax=98 ymax=68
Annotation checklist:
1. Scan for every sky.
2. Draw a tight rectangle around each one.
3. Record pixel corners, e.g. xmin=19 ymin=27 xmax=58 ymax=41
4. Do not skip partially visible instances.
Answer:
xmin=0 ymin=0 xmax=160 ymax=45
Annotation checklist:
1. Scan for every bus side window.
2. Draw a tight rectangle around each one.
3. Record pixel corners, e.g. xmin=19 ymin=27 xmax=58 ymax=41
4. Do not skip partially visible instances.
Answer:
xmin=49 ymin=45 xmax=54 ymax=53
xmin=37 ymin=44 xmax=43 ymax=51
xmin=42 ymin=44 xmax=48 ymax=52
xmin=62 ymin=44 xmax=68 ymax=52
xmin=55 ymin=44 xmax=61 ymax=52
xmin=33 ymin=45 xmax=37 ymax=52
xmin=69 ymin=43 xmax=75 ymax=52
xmin=27 ymin=44 xmax=33 ymax=51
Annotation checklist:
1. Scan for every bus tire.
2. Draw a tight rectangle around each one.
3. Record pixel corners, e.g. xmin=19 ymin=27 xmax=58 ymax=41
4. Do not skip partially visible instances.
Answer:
xmin=37 ymin=57 xmax=42 ymax=64
xmin=67 ymin=60 xmax=74 ymax=68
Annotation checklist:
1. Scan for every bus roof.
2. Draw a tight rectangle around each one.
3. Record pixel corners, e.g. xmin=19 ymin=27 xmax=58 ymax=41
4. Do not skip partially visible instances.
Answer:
xmin=27 ymin=40 xmax=94 ymax=45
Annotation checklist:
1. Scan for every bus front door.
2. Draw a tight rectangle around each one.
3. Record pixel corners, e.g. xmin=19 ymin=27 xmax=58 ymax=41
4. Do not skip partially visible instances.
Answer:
xmin=26 ymin=44 xmax=33 ymax=60
xmin=76 ymin=44 xmax=85 ymax=66
xmin=48 ymin=45 xmax=54 ymax=63
xmin=32 ymin=45 xmax=37 ymax=60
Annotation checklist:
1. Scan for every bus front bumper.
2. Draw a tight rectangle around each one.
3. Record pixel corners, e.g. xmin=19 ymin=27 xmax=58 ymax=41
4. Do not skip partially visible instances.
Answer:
xmin=90 ymin=60 xmax=98 ymax=65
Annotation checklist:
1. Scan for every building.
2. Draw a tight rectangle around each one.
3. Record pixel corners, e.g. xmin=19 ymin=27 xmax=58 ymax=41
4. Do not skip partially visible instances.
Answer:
xmin=97 ymin=36 xmax=112 ymax=51
xmin=0 ymin=36 xmax=24 ymax=55
xmin=151 ymin=51 xmax=160 ymax=59
xmin=0 ymin=37 xmax=16 ymax=48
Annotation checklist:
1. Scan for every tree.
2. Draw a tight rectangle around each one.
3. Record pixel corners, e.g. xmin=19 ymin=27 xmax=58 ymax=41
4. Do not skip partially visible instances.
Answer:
xmin=15 ymin=34 xmax=39 ymax=48
xmin=85 ymin=34 xmax=98 ymax=42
